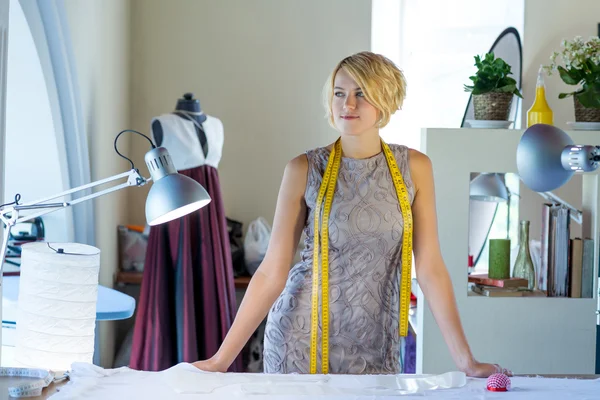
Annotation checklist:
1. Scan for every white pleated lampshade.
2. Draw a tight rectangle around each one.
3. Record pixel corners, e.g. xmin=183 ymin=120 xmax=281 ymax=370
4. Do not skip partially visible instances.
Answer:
xmin=14 ymin=242 xmax=100 ymax=371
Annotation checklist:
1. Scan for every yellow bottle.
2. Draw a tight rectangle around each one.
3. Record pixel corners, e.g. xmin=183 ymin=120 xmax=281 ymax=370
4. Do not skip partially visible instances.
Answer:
xmin=527 ymin=65 xmax=553 ymax=127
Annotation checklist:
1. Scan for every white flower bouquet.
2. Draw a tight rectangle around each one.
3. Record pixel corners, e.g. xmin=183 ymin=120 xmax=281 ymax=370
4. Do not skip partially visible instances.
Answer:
xmin=545 ymin=36 xmax=600 ymax=109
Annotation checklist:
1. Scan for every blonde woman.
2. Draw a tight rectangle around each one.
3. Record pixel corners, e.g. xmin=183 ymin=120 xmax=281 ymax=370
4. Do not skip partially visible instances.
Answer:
xmin=193 ymin=52 xmax=509 ymax=377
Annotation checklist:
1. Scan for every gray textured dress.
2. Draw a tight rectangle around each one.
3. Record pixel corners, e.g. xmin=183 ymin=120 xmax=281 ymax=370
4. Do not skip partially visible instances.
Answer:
xmin=263 ymin=144 xmax=415 ymax=374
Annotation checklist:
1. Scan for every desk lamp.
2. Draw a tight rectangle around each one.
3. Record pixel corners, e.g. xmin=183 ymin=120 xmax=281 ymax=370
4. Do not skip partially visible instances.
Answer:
xmin=516 ymin=123 xmax=600 ymax=192
xmin=0 ymin=130 xmax=211 ymax=369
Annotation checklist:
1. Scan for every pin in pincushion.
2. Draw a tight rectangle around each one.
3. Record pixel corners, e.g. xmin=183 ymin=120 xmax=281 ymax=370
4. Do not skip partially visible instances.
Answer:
xmin=487 ymin=373 xmax=511 ymax=392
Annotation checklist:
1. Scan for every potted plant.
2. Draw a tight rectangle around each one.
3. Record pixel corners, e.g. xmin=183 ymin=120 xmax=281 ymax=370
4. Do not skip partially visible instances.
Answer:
xmin=544 ymin=36 xmax=600 ymax=122
xmin=464 ymin=52 xmax=523 ymax=120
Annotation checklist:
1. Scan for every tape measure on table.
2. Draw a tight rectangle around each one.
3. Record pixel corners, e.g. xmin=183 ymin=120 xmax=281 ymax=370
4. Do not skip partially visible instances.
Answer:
xmin=310 ymin=138 xmax=413 ymax=375
xmin=0 ymin=366 xmax=57 ymax=397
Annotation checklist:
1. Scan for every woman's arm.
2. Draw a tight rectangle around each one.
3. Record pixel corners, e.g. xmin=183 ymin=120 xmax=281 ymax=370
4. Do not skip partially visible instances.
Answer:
xmin=408 ymin=149 xmax=510 ymax=378
xmin=193 ymin=154 xmax=309 ymax=372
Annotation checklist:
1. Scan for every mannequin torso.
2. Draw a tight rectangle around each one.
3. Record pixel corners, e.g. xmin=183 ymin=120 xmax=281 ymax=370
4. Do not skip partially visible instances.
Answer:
xmin=150 ymin=93 xmax=224 ymax=170
xmin=152 ymin=93 xmax=208 ymax=158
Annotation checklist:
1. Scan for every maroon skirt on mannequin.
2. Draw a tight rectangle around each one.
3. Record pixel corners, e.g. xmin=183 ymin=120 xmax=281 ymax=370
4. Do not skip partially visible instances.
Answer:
xmin=130 ymin=165 xmax=241 ymax=372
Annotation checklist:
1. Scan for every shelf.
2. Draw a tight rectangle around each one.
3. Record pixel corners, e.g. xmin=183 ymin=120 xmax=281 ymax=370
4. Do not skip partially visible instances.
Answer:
xmin=115 ymin=270 xmax=251 ymax=289
xmin=234 ymin=276 xmax=251 ymax=289
xmin=421 ymin=127 xmax=600 ymax=374
xmin=116 ymin=271 xmax=143 ymax=284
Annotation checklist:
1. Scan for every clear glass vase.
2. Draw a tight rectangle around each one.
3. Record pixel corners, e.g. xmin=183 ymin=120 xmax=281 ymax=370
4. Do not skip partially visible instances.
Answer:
xmin=512 ymin=220 xmax=536 ymax=290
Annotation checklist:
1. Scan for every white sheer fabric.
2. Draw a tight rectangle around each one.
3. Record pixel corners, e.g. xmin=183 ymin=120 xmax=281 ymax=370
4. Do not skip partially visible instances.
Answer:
xmin=49 ymin=362 xmax=599 ymax=400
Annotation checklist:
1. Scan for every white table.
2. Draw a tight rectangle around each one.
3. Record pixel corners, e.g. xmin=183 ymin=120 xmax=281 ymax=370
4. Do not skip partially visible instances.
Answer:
xmin=1 ymin=275 xmax=136 ymax=323
xmin=47 ymin=362 xmax=600 ymax=400
xmin=1 ymin=274 xmax=136 ymax=367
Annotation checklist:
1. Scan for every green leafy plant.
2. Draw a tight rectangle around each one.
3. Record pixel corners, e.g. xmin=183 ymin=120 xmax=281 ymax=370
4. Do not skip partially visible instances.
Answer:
xmin=544 ymin=36 xmax=600 ymax=108
xmin=464 ymin=52 xmax=523 ymax=98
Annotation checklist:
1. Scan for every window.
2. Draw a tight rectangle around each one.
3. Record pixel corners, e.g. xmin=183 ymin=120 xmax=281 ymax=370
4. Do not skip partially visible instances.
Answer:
xmin=5 ymin=0 xmax=70 ymax=242
xmin=372 ymin=0 xmax=525 ymax=150
xmin=4 ymin=0 xmax=94 ymax=246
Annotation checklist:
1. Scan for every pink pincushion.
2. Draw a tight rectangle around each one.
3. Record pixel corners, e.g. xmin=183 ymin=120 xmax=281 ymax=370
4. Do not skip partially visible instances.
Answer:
xmin=486 ymin=373 xmax=511 ymax=392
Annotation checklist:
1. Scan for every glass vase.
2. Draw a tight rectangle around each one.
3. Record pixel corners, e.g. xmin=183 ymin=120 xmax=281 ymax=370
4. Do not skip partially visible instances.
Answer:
xmin=512 ymin=220 xmax=536 ymax=290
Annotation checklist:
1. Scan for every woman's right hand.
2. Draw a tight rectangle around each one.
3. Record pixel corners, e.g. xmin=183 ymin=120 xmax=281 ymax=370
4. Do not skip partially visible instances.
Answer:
xmin=192 ymin=357 xmax=227 ymax=373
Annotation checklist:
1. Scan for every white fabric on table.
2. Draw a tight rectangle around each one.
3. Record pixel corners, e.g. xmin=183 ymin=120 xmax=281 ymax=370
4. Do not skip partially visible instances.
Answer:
xmin=164 ymin=364 xmax=464 ymax=396
xmin=49 ymin=362 xmax=600 ymax=400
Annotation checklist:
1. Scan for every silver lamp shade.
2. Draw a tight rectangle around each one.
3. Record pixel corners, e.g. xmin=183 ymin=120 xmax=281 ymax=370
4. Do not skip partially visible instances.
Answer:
xmin=516 ymin=124 xmax=575 ymax=192
xmin=144 ymin=147 xmax=211 ymax=225
xmin=470 ymin=173 xmax=509 ymax=202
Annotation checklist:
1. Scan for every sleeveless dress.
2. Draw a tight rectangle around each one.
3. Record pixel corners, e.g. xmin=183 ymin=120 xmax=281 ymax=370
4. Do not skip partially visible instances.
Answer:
xmin=263 ymin=144 xmax=415 ymax=374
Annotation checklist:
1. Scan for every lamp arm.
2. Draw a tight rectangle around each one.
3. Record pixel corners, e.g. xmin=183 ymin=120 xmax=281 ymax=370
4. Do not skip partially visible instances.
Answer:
xmin=17 ymin=169 xmax=147 ymax=209
xmin=13 ymin=169 xmax=150 ymax=224
xmin=0 ymin=169 xmax=149 ymax=275
xmin=538 ymin=191 xmax=583 ymax=225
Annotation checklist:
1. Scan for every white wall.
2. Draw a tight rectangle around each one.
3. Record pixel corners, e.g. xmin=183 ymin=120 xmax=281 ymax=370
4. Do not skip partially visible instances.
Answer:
xmin=128 ymin=0 xmax=372 ymax=229
xmin=64 ymin=0 xmax=131 ymax=368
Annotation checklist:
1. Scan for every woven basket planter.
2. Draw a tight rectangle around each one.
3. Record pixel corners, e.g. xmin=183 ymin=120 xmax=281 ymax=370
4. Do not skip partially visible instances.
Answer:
xmin=574 ymin=96 xmax=600 ymax=122
xmin=473 ymin=92 xmax=513 ymax=120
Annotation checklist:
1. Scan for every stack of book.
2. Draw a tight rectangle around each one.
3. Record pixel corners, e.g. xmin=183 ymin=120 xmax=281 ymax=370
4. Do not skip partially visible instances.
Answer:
xmin=468 ymin=274 xmax=529 ymax=297
xmin=539 ymin=203 xmax=594 ymax=298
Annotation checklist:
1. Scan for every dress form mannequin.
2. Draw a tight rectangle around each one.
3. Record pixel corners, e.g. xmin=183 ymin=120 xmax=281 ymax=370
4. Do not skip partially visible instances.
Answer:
xmin=152 ymin=92 xmax=208 ymax=157
xmin=132 ymin=96 xmax=239 ymax=372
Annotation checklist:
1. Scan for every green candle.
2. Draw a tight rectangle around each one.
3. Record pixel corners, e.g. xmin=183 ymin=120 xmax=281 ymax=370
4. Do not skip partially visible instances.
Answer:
xmin=489 ymin=239 xmax=511 ymax=279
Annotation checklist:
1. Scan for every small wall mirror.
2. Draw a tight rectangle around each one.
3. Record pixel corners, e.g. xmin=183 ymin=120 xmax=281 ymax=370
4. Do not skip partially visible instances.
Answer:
xmin=468 ymin=172 xmax=520 ymax=275
xmin=467 ymin=172 xmax=586 ymax=298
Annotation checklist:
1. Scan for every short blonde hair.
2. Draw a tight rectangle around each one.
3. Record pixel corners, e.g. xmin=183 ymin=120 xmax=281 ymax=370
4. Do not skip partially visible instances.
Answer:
xmin=323 ymin=51 xmax=407 ymax=129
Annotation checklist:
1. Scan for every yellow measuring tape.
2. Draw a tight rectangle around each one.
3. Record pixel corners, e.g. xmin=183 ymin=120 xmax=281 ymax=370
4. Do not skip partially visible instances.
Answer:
xmin=310 ymin=138 xmax=413 ymax=374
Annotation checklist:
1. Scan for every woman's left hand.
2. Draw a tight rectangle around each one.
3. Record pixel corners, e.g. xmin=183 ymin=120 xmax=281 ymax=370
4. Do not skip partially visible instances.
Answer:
xmin=463 ymin=361 xmax=512 ymax=378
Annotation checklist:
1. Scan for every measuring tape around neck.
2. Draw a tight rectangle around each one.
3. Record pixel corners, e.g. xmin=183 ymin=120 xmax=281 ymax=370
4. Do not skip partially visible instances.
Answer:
xmin=310 ymin=138 xmax=413 ymax=374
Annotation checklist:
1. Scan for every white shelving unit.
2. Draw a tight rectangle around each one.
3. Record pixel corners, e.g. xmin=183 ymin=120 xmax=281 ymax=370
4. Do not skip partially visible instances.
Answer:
xmin=417 ymin=127 xmax=599 ymax=375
